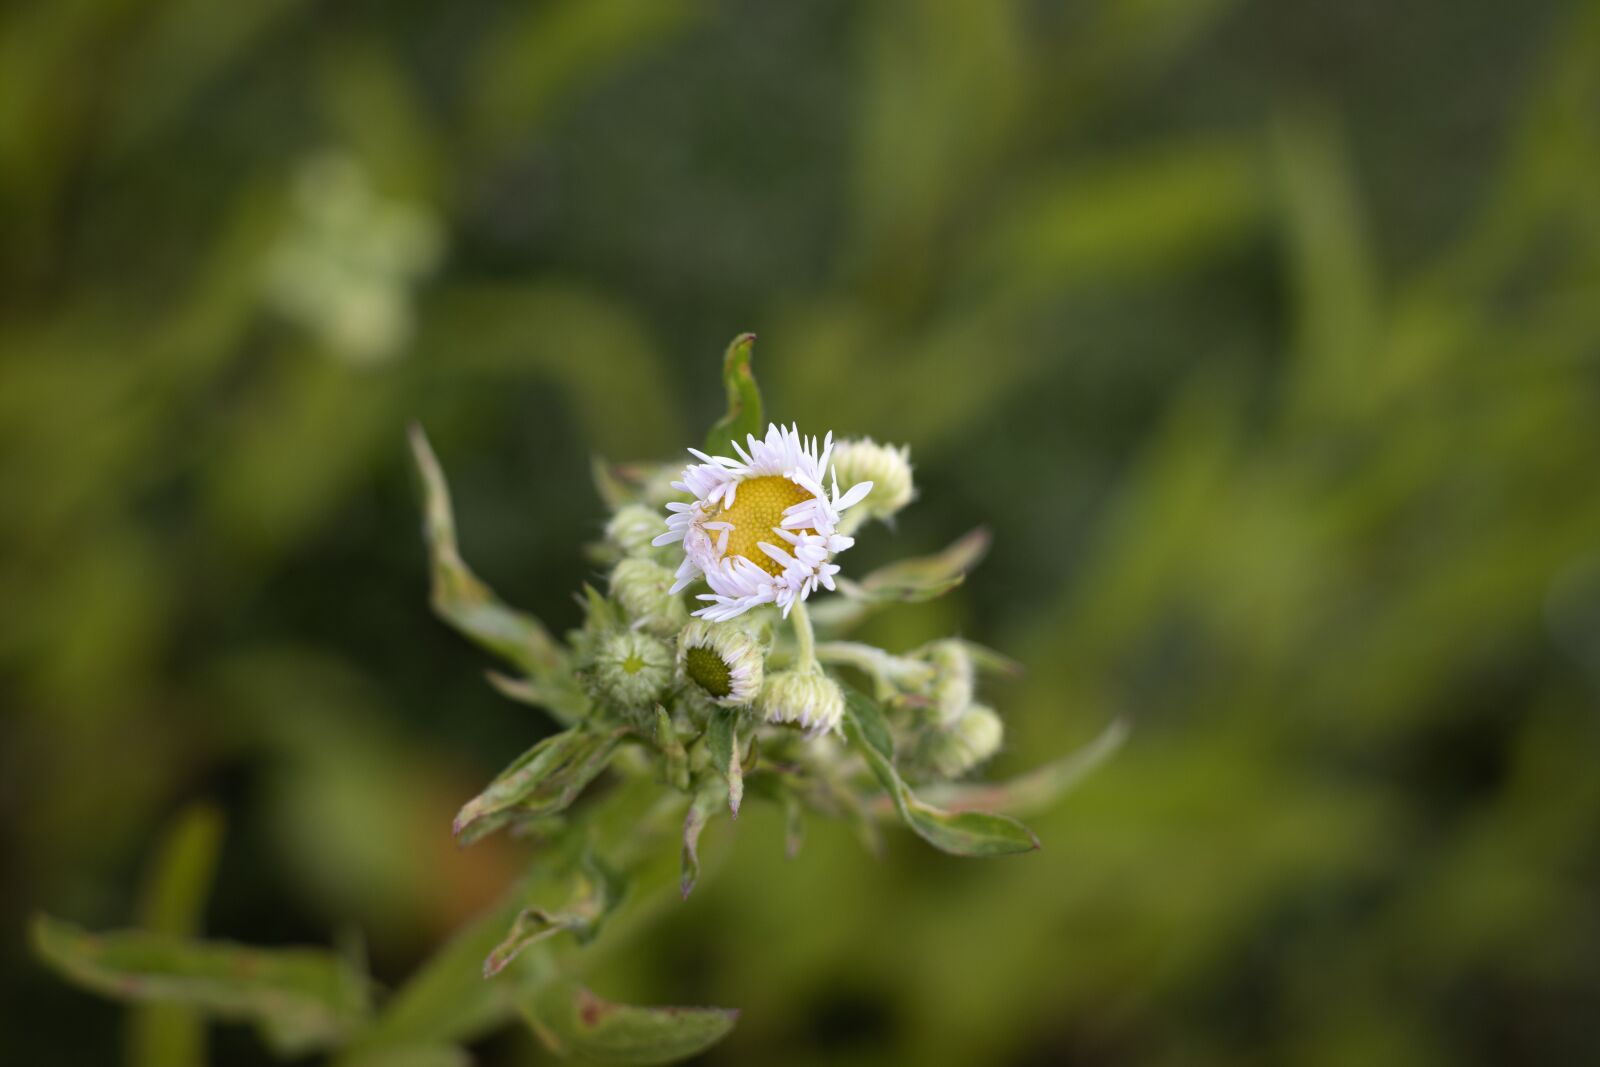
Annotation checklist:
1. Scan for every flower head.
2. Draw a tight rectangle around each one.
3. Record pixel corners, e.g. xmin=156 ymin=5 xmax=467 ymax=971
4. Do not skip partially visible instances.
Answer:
xmin=654 ymin=424 xmax=872 ymax=621
xmin=831 ymin=437 xmax=914 ymax=524
xmin=758 ymin=670 xmax=846 ymax=736
xmin=590 ymin=630 xmax=674 ymax=711
xmin=678 ymin=619 xmax=764 ymax=707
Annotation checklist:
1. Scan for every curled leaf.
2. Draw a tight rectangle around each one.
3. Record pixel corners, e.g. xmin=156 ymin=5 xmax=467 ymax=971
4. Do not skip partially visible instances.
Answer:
xmin=31 ymin=915 xmax=371 ymax=1058
xmin=484 ymin=854 xmax=625 ymax=978
xmin=703 ymin=333 xmax=763 ymax=457
xmin=842 ymin=688 xmax=1039 ymax=857
xmin=680 ymin=783 xmax=724 ymax=899
xmin=918 ymin=716 xmax=1130 ymax=816
xmin=409 ymin=424 xmax=565 ymax=679
xmin=453 ymin=726 xmax=626 ymax=843
xmin=523 ymin=981 xmax=738 ymax=1066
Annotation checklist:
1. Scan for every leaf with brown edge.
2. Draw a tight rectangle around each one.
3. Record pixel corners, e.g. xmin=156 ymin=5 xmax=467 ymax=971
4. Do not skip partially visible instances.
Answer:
xmin=523 ymin=980 xmax=738 ymax=1066
xmin=453 ymin=726 xmax=627 ymax=844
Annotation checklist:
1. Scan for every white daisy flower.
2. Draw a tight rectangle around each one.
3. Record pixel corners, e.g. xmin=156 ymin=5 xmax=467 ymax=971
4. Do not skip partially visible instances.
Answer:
xmin=653 ymin=423 xmax=873 ymax=621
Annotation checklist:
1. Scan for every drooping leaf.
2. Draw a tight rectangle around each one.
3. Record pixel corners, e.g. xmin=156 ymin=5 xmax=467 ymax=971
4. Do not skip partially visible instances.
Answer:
xmin=705 ymin=707 xmax=744 ymax=817
xmin=841 ymin=688 xmax=1039 ymax=857
xmin=453 ymin=726 xmax=627 ymax=843
xmin=409 ymin=424 xmax=565 ymax=679
xmin=523 ymin=981 xmax=738 ymax=1066
xmin=654 ymin=706 xmax=690 ymax=792
xmin=31 ymin=915 xmax=371 ymax=1058
xmin=129 ymin=804 xmax=225 ymax=1067
xmin=703 ymin=333 xmax=763 ymax=457
xmin=680 ymin=782 xmax=724 ymax=899
xmin=484 ymin=853 xmax=626 ymax=978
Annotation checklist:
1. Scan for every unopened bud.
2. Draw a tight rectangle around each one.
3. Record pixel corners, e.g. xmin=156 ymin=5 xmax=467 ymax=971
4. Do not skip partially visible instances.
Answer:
xmin=610 ymin=558 xmax=688 ymax=637
xmin=758 ymin=670 xmax=845 ymax=736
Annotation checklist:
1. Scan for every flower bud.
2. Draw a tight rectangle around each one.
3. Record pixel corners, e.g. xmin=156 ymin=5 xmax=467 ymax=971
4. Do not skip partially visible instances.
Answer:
xmin=758 ymin=670 xmax=845 ymax=736
xmin=610 ymin=557 xmax=688 ymax=637
xmin=678 ymin=619 xmax=764 ymax=707
xmin=606 ymin=504 xmax=670 ymax=559
xmin=831 ymin=438 xmax=914 ymax=523
xmin=591 ymin=630 xmax=674 ymax=710
xmin=921 ymin=639 xmax=975 ymax=728
xmin=922 ymin=704 xmax=1003 ymax=778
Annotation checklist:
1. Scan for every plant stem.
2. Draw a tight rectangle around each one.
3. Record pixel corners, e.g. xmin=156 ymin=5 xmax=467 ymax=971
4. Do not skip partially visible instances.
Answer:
xmin=790 ymin=600 xmax=819 ymax=673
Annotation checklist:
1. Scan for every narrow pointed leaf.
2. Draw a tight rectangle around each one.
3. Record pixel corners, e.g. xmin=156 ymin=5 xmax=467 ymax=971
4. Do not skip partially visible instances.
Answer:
xmin=453 ymin=726 xmax=626 ymax=843
xmin=31 ymin=915 xmax=371 ymax=1057
xmin=839 ymin=528 xmax=991 ymax=605
xmin=705 ymin=707 xmax=744 ymax=816
xmin=842 ymin=688 xmax=1039 ymax=857
xmin=703 ymin=333 xmax=763 ymax=457
xmin=523 ymin=981 xmax=738 ymax=1066
xmin=409 ymin=424 xmax=565 ymax=678
xmin=919 ymin=717 xmax=1130 ymax=816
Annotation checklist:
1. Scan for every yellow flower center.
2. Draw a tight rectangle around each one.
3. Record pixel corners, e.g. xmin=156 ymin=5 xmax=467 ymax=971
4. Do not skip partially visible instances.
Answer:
xmin=707 ymin=475 xmax=812 ymax=577
xmin=684 ymin=646 xmax=733 ymax=697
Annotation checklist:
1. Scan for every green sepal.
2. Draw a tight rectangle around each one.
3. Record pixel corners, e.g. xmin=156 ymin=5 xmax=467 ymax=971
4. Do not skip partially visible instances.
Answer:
xmin=842 ymin=687 xmax=1039 ymax=857
xmin=409 ymin=425 xmax=565 ymax=678
xmin=30 ymin=915 xmax=372 ymax=1058
xmin=453 ymin=726 xmax=627 ymax=843
xmin=702 ymin=333 xmax=763 ymax=457
xmin=522 ymin=980 xmax=738 ymax=1066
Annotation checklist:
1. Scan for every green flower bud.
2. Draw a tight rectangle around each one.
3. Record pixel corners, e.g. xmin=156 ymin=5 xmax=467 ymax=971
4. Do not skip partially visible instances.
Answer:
xmin=610 ymin=558 xmax=688 ymax=637
xmin=923 ymin=704 xmax=1004 ymax=778
xmin=832 ymin=437 xmax=914 ymax=523
xmin=678 ymin=619 xmax=764 ymax=707
xmin=758 ymin=670 xmax=845 ymax=736
xmin=921 ymin=639 xmax=975 ymax=728
xmin=606 ymin=504 xmax=669 ymax=559
xmin=592 ymin=630 xmax=674 ymax=711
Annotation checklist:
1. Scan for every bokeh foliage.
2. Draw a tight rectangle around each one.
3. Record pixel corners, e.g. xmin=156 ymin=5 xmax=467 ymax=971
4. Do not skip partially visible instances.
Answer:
xmin=4 ymin=0 xmax=1600 ymax=1064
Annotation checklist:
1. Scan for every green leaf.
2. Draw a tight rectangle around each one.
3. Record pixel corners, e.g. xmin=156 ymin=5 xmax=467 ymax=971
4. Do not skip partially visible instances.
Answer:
xmin=129 ymin=804 xmax=225 ymax=1067
xmin=842 ymin=688 xmax=1039 ymax=857
xmin=680 ymin=782 xmax=724 ymax=899
xmin=523 ymin=981 xmax=738 ymax=1066
xmin=453 ymin=726 xmax=627 ymax=843
xmin=840 ymin=527 xmax=991 ymax=604
xmin=654 ymin=706 xmax=691 ymax=792
xmin=31 ymin=915 xmax=371 ymax=1058
xmin=919 ymin=717 xmax=1130 ymax=816
xmin=705 ymin=707 xmax=744 ymax=817
xmin=409 ymin=424 xmax=566 ymax=679
xmin=340 ymin=1045 xmax=471 ymax=1067
xmin=484 ymin=853 xmax=626 ymax=978
xmin=703 ymin=333 xmax=763 ymax=457
xmin=486 ymin=670 xmax=590 ymax=725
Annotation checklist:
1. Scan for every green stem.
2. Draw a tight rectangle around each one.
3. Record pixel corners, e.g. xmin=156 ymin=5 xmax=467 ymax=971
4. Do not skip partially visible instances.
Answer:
xmin=790 ymin=600 xmax=819 ymax=673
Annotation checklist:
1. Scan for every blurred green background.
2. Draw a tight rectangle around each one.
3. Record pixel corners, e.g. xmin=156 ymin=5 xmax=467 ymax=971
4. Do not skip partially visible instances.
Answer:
xmin=5 ymin=0 xmax=1600 ymax=1063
